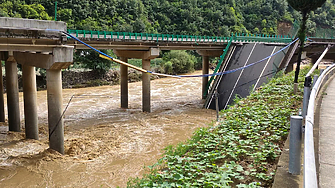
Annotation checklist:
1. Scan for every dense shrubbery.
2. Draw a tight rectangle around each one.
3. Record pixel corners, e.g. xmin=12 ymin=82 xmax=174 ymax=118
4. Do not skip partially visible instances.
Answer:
xmin=126 ymin=68 xmax=312 ymax=187
xmin=161 ymin=51 xmax=196 ymax=74
xmin=73 ymin=49 xmax=115 ymax=73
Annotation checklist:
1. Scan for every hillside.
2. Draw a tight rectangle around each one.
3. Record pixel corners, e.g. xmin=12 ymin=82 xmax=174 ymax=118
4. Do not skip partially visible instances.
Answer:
xmin=1 ymin=0 xmax=334 ymax=36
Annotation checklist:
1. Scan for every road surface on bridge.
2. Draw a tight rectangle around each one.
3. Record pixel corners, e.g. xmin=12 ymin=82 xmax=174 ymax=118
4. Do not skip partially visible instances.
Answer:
xmin=319 ymin=75 xmax=335 ymax=188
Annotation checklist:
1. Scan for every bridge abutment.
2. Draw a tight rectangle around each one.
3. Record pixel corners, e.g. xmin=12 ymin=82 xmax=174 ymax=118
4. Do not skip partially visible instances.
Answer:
xmin=5 ymin=53 xmax=21 ymax=132
xmin=22 ymin=65 xmax=38 ymax=139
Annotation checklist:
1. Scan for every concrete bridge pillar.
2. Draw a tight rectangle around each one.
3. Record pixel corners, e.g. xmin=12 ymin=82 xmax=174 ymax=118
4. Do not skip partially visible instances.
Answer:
xmin=120 ymin=57 xmax=128 ymax=109
xmin=13 ymin=46 xmax=73 ymax=153
xmin=197 ymin=50 xmax=224 ymax=99
xmin=142 ymin=59 xmax=151 ymax=112
xmin=114 ymin=48 xmax=159 ymax=112
xmin=202 ymin=56 xmax=209 ymax=99
xmin=0 ymin=53 xmax=6 ymax=122
xmin=5 ymin=53 xmax=20 ymax=132
xmin=46 ymin=69 xmax=64 ymax=154
xmin=22 ymin=65 xmax=38 ymax=139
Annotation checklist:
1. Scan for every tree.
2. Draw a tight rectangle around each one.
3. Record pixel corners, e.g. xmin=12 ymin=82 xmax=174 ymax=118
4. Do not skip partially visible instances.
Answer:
xmin=74 ymin=49 xmax=113 ymax=73
xmin=286 ymin=0 xmax=326 ymax=83
xmin=162 ymin=50 xmax=195 ymax=74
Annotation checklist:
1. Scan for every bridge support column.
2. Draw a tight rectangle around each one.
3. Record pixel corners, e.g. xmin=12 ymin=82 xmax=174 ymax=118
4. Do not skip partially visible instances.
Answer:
xmin=0 ymin=53 xmax=5 ymax=122
xmin=120 ymin=57 xmax=128 ymax=109
xmin=47 ymin=69 xmax=64 ymax=154
xmin=197 ymin=50 xmax=224 ymax=99
xmin=202 ymin=56 xmax=209 ymax=99
xmin=114 ymin=48 xmax=159 ymax=113
xmin=5 ymin=53 xmax=20 ymax=132
xmin=22 ymin=65 xmax=38 ymax=139
xmin=142 ymin=59 xmax=151 ymax=112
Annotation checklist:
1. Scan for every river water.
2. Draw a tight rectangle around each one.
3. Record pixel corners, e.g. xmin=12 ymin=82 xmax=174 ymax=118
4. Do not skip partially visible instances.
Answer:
xmin=0 ymin=70 xmax=216 ymax=187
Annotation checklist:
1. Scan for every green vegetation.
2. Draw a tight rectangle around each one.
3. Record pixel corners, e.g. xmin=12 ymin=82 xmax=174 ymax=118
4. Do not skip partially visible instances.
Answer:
xmin=0 ymin=0 xmax=51 ymax=19
xmin=161 ymin=51 xmax=196 ymax=74
xmin=127 ymin=68 xmax=311 ymax=187
xmin=73 ymin=49 xmax=116 ymax=73
xmin=1 ymin=0 xmax=334 ymax=74
xmin=2 ymin=0 xmax=333 ymax=35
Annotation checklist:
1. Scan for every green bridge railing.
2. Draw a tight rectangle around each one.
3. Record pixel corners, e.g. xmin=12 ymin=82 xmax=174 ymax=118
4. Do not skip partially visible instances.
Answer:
xmin=67 ymin=29 xmax=294 ymax=44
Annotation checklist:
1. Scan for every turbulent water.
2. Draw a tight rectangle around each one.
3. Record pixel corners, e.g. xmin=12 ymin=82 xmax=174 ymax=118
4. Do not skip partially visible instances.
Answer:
xmin=0 ymin=70 xmax=216 ymax=187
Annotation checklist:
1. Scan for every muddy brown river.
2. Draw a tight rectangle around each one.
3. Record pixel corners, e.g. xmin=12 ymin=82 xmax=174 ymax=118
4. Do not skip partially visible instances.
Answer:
xmin=0 ymin=70 xmax=216 ymax=187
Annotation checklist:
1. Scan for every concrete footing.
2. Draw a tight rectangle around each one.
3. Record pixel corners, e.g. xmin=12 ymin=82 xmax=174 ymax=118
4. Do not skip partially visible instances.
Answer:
xmin=120 ymin=57 xmax=128 ymax=109
xmin=142 ymin=59 xmax=151 ymax=112
xmin=5 ymin=56 xmax=20 ymax=132
xmin=47 ymin=69 xmax=64 ymax=154
xmin=202 ymin=56 xmax=209 ymax=99
xmin=22 ymin=65 xmax=38 ymax=139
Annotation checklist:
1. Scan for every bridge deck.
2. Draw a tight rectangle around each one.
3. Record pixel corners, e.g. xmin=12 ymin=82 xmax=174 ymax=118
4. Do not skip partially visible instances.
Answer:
xmin=66 ymin=30 xmax=292 ymax=50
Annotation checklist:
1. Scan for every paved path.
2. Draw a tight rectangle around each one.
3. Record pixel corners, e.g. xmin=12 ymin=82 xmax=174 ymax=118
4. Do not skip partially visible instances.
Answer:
xmin=319 ymin=77 xmax=335 ymax=188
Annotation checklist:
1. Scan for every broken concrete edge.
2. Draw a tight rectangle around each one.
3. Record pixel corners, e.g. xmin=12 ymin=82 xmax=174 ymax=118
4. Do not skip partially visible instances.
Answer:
xmin=0 ymin=17 xmax=67 ymax=31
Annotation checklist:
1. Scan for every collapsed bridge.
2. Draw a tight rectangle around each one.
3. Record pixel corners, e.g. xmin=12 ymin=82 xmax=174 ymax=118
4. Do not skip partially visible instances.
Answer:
xmin=0 ymin=17 xmax=334 ymax=155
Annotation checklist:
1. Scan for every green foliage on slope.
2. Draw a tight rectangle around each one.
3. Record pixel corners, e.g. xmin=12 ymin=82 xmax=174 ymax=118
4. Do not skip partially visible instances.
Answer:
xmin=1 ymin=0 xmax=334 ymax=35
xmin=0 ymin=0 xmax=51 ymax=19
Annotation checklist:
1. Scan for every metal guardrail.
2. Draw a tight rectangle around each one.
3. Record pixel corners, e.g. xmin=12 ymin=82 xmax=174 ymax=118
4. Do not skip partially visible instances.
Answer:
xmin=304 ymin=63 xmax=335 ymax=188
xmin=67 ymin=29 xmax=293 ymax=44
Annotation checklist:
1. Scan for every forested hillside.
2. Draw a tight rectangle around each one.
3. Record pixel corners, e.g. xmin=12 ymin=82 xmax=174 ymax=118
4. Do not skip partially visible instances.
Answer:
xmin=1 ymin=0 xmax=334 ymax=36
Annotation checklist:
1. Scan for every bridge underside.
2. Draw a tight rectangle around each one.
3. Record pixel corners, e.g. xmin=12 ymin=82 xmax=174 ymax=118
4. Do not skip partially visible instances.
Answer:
xmin=285 ymin=41 xmax=335 ymax=72
xmin=205 ymin=43 xmax=286 ymax=110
